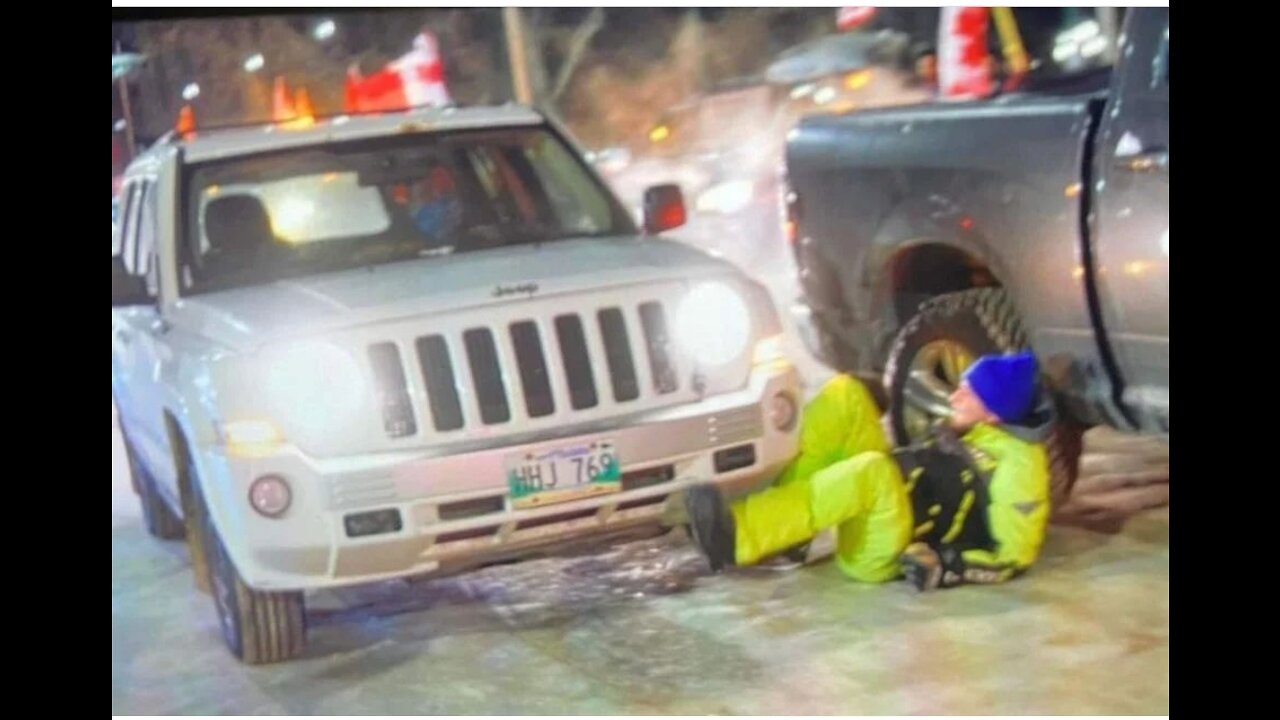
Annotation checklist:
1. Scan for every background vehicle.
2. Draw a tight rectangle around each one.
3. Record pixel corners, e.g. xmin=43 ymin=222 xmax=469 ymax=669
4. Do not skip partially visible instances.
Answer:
xmin=605 ymin=29 xmax=928 ymax=274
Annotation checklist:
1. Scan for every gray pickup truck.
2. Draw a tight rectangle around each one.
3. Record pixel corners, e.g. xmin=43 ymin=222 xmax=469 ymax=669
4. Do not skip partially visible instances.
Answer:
xmin=783 ymin=7 xmax=1168 ymax=503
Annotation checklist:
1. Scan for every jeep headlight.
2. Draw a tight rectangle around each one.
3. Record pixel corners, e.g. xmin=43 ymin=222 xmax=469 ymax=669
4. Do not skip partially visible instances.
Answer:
xmin=263 ymin=341 xmax=366 ymax=437
xmin=675 ymin=282 xmax=751 ymax=367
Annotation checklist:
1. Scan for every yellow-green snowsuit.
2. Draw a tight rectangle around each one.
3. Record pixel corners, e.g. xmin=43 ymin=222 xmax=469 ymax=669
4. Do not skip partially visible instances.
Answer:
xmin=729 ymin=374 xmax=1051 ymax=585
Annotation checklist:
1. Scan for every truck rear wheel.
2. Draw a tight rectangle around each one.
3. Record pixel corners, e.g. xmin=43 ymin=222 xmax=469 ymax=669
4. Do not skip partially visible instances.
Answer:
xmin=197 ymin=480 xmax=306 ymax=664
xmin=883 ymin=288 xmax=1084 ymax=507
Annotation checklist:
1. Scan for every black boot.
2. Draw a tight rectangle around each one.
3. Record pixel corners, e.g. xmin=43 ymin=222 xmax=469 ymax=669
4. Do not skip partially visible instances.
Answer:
xmin=683 ymin=484 xmax=736 ymax=572
xmin=782 ymin=542 xmax=812 ymax=564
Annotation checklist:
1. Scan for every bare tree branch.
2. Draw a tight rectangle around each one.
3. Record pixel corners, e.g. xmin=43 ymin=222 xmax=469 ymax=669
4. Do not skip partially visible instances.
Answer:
xmin=550 ymin=7 xmax=605 ymax=102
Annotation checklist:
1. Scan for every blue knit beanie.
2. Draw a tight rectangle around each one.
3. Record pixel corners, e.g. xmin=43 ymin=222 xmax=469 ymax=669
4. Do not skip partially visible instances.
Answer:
xmin=962 ymin=352 xmax=1038 ymax=423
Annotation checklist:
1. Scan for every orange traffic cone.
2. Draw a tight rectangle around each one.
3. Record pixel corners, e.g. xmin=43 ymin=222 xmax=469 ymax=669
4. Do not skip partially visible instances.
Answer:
xmin=280 ymin=87 xmax=317 ymax=129
xmin=271 ymin=75 xmax=296 ymax=122
xmin=294 ymin=87 xmax=315 ymax=120
xmin=176 ymin=104 xmax=197 ymax=136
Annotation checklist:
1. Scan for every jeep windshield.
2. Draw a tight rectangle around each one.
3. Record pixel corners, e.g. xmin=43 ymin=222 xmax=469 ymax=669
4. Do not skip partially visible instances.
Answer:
xmin=181 ymin=126 xmax=636 ymax=294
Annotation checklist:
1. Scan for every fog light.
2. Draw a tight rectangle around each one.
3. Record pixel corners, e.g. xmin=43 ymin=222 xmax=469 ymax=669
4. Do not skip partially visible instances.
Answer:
xmin=714 ymin=444 xmax=757 ymax=473
xmin=248 ymin=474 xmax=292 ymax=518
xmin=344 ymin=508 xmax=403 ymax=538
xmin=769 ymin=391 xmax=798 ymax=431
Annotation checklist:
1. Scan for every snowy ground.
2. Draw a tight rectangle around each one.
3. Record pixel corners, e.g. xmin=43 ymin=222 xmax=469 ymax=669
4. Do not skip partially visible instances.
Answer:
xmin=113 ymin=404 xmax=1168 ymax=714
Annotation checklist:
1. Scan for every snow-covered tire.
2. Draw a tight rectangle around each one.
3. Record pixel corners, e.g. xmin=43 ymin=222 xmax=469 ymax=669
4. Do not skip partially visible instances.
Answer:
xmin=198 ymin=486 xmax=306 ymax=664
xmin=883 ymin=288 xmax=1084 ymax=507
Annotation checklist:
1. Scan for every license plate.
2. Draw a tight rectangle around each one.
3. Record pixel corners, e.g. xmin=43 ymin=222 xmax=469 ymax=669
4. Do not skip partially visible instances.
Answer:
xmin=506 ymin=440 xmax=621 ymax=509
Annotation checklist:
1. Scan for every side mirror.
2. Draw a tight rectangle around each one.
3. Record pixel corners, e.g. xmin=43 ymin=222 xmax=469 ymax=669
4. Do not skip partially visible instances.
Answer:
xmin=642 ymin=183 xmax=686 ymax=234
xmin=112 ymin=257 xmax=151 ymax=307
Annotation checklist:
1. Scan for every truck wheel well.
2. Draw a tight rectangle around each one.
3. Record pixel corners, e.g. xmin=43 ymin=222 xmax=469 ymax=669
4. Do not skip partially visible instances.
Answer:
xmin=888 ymin=244 xmax=999 ymax=326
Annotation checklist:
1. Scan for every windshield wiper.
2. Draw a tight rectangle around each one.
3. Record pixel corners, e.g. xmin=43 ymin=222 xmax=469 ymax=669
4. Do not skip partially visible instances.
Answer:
xmin=466 ymin=222 xmax=610 ymax=248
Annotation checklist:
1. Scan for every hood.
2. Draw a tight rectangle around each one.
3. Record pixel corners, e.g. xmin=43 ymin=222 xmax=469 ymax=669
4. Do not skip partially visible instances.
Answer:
xmin=172 ymin=236 xmax=737 ymax=352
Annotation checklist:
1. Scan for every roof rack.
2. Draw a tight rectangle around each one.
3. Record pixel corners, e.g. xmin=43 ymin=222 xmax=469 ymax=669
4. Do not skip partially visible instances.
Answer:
xmin=163 ymin=101 xmax=494 ymax=140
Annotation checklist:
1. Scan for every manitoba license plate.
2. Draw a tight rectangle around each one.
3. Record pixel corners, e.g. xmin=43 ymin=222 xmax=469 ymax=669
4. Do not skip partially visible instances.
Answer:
xmin=506 ymin=440 xmax=621 ymax=509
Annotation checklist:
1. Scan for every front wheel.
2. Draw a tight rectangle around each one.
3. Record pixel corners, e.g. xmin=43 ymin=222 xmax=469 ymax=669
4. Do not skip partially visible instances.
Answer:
xmin=197 ymin=487 xmax=306 ymax=664
xmin=883 ymin=288 xmax=1084 ymax=507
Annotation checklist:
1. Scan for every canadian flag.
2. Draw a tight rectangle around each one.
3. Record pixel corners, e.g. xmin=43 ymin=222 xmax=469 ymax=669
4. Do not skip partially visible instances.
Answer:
xmin=937 ymin=7 xmax=994 ymax=100
xmin=345 ymin=31 xmax=452 ymax=113
xmin=836 ymin=7 xmax=876 ymax=31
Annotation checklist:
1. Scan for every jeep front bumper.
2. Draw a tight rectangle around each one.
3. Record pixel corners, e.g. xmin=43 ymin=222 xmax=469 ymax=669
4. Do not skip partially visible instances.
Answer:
xmin=195 ymin=364 xmax=800 ymax=591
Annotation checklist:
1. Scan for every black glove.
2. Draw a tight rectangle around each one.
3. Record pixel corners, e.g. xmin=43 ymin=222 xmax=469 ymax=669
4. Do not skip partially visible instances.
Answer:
xmin=938 ymin=546 xmax=966 ymax=589
xmin=931 ymin=421 xmax=968 ymax=455
xmin=939 ymin=546 xmax=1019 ymax=585
xmin=900 ymin=542 xmax=943 ymax=592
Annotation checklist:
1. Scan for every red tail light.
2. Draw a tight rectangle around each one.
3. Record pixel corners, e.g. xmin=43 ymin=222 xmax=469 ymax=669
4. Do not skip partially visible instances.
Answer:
xmin=659 ymin=202 xmax=686 ymax=231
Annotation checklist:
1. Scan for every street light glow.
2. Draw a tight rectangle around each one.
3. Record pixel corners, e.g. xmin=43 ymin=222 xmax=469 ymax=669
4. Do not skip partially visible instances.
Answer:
xmin=1052 ymin=43 xmax=1076 ymax=64
xmin=314 ymin=19 xmax=336 ymax=41
xmin=1067 ymin=19 xmax=1101 ymax=43
xmin=1081 ymin=36 xmax=1108 ymax=59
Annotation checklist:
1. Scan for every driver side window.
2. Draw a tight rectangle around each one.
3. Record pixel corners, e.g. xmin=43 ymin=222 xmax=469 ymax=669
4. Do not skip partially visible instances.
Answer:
xmin=119 ymin=182 xmax=142 ymax=271
xmin=523 ymin=136 xmax=610 ymax=233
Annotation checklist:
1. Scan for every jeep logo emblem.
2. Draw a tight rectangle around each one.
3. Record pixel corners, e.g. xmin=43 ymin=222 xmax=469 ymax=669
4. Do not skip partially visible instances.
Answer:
xmin=493 ymin=282 xmax=539 ymax=299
